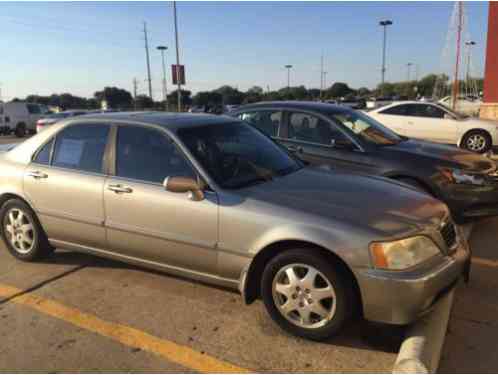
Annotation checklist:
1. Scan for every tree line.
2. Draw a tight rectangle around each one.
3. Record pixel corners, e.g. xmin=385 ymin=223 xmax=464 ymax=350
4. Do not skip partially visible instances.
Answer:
xmin=13 ymin=74 xmax=483 ymax=111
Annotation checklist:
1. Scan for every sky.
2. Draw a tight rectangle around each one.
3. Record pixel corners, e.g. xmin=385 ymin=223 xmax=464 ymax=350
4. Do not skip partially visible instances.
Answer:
xmin=0 ymin=1 xmax=490 ymax=101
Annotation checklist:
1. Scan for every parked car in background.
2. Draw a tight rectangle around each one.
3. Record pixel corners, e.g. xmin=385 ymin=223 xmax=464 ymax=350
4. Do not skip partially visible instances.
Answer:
xmin=338 ymin=97 xmax=366 ymax=110
xmin=0 ymin=112 xmax=469 ymax=341
xmin=188 ymin=105 xmax=206 ymax=113
xmin=368 ymin=101 xmax=497 ymax=153
xmin=232 ymin=101 xmax=498 ymax=222
xmin=438 ymin=96 xmax=482 ymax=117
xmin=366 ymin=97 xmax=393 ymax=109
xmin=36 ymin=110 xmax=89 ymax=133
xmin=0 ymin=102 xmax=51 ymax=137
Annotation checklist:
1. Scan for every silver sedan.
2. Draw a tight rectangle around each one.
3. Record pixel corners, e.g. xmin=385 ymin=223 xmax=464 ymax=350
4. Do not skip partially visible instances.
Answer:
xmin=0 ymin=112 xmax=469 ymax=340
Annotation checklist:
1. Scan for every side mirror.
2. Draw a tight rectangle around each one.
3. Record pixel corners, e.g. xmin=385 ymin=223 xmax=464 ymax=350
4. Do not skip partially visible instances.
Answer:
xmin=164 ymin=176 xmax=205 ymax=201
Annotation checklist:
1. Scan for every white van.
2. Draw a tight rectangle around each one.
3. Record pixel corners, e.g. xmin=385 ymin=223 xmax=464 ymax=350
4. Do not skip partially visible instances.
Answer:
xmin=0 ymin=102 xmax=50 ymax=137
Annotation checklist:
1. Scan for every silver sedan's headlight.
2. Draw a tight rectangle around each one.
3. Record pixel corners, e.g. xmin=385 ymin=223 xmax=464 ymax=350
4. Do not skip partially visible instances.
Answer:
xmin=440 ymin=168 xmax=486 ymax=186
xmin=369 ymin=236 xmax=440 ymax=270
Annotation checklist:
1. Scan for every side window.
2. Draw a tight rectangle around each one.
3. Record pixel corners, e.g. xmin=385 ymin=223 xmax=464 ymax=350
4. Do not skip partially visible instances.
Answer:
xmin=240 ymin=111 xmax=281 ymax=137
xmin=403 ymin=105 xmax=421 ymax=117
xmin=52 ymin=123 xmax=109 ymax=173
xmin=116 ymin=126 xmax=195 ymax=184
xmin=420 ymin=105 xmax=445 ymax=119
xmin=33 ymin=139 xmax=54 ymax=165
xmin=379 ymin=105 xmax=408 ymax=116
xmin=27 ymin=104 xmax=41 ymax=115
xmin=288 ymin=112 xmax=347 ymax=146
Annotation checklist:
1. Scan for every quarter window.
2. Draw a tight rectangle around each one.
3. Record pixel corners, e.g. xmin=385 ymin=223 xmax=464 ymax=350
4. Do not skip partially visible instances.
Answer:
xmin=288 ymin=112 xmax=347 ymax=146
xmin=33 ymin=139 xmax=54 ymax=165
xmin=116 ymin=126 xmax=195 ymax=184
xmin=52 ymin=123 xmax=109 ymax=173
xmin=240 ymin=111 xmax=282 ymax=137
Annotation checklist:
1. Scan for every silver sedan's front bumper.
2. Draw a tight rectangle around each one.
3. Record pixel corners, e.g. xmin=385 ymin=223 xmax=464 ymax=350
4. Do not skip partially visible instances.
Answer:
xmin=354 ymin=240 xmax=470 ymax=325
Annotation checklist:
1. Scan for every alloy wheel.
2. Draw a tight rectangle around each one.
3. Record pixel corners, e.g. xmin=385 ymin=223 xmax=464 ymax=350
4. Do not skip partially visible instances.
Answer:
xmin=272 ymin=263 xmax=337 ymax=329
xmin=466 ymin=134 xmax=487 ymax=152
xmin=4 ymin=208 xmax=35 ymax=254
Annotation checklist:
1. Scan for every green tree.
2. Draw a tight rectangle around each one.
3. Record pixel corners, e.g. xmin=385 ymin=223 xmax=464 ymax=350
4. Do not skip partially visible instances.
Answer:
xmin=214 ymin=85 xmax=245 ymax=105
xmin=134 ymin=95 xmax=154 ymax=110
xmin=326 ymin=82 xmax=354 ymax=98
xmin=94 ymin=87 xmax=133 ymax=109
xmin=167 ymin=90 xmax=192 ymax=110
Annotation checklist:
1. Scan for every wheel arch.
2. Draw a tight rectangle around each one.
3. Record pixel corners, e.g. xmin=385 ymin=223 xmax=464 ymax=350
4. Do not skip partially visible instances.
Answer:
xmin=0 ymin=192 xmax=33 ymax=211
xmin=457 ymin=128 xmax=492 ymax=148
xmin=242 ymin=239 xmax=363 ymax=317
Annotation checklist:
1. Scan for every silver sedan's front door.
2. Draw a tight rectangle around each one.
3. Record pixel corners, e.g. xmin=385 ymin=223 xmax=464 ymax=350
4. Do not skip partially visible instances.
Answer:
xmin=103 ymin=124 xmax=219 ymax=274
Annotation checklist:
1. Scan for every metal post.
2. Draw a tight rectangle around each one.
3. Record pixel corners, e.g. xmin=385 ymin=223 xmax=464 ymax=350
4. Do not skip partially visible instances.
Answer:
xmin=143 ymin=22 xmax=153 ymax=100
xmin=157 ymin=46 xmax=168 ymax=111
xmin=407 ymin=63 xmax=413 ymax=81
xmin=133 ymin=78 xmax=138 ymax=110
xmin=173 ymin=1 xmax=182 ymax=112
xmin=320 ymin=55 xmax=324 ymax=100
xmin=452 ymin=2 xmax=463 ymax=110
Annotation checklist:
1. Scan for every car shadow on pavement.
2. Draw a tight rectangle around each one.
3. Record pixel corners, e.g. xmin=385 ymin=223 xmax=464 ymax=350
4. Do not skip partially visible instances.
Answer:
xmin=40 ymin=249 xmax=405 ymax=354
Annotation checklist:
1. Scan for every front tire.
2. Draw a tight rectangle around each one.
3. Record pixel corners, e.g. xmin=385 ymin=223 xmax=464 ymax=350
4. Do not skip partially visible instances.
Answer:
xmin=261 ymin=249 xmax=353 ymax=341
xmin=15 ymin=123 xmax=27 ymax=138
xmin=0 ymin=199 xmax=53 ymax=261
xmin=462 ymin=130 xmax=491 ymax=153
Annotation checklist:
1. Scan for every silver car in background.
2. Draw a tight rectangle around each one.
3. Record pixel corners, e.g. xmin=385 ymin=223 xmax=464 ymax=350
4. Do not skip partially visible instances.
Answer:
xmin=0 ymin=113 xmax=469 ymax=340
xmin=36 ymin=110 xmax=90 ymax=133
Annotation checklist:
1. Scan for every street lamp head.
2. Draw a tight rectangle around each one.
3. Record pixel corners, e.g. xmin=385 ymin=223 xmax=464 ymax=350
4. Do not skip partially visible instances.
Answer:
xmin=157 ymin=46 xmax=168 ymax=51
xmin=285 ymin=65 xmax=293 ymax=69
xmin=379 ymin=20 xmax=393 ymax=26
xmin=465 ymin=41 xmax=476 ymax=46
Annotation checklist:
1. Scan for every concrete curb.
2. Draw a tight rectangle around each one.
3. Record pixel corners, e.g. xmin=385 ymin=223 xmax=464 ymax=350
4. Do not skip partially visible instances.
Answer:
xmin=392 ymin=288 xmax=455 ymax=373
xmin=392 ymin=222 xmax=472 ymax=373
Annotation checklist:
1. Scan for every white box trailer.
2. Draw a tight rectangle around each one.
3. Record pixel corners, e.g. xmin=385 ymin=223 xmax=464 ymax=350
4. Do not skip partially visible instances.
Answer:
xmin=0 ymin=102 xmax=50 ymax=137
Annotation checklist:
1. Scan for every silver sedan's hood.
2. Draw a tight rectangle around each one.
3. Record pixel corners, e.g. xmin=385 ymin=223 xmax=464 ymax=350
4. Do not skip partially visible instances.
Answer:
xmin=241 ymin=167 xmax=448 ymax=237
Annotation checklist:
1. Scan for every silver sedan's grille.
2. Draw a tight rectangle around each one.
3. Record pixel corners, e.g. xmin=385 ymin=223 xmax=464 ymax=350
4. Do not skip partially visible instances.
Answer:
xmin=440 ymin=221 xmax=457 ymax=252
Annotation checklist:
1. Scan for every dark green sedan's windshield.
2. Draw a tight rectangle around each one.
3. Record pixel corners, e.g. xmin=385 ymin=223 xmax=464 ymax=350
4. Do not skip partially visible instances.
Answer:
xmin=178 ymin=122 xmax=302 ymax=189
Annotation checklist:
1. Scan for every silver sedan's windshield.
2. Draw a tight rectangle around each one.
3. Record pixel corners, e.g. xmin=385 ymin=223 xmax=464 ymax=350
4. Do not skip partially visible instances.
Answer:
xmin=329 ymin=110 xmax=403 ymax=146
xmin=178 ymin=122 xmax=302 ymax=189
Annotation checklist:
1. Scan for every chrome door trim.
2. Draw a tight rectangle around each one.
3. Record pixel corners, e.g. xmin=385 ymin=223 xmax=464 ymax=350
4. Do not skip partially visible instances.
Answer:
xmin=37 ymin=208 xmax=104 ymax=227
xmin=105 ymin=220 xmax=217 ymax=250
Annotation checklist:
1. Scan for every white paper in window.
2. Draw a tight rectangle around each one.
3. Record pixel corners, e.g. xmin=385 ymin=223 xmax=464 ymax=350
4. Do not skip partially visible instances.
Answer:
xmin=56 ymin=139 xmax=85 ymax=166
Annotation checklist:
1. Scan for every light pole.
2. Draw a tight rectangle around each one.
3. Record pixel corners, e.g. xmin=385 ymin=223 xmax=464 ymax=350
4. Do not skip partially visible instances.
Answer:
xmin=406 ymin=62 xmax=413 ymax=81
xmin=379 ymin=19 xmax=393 ymax=94
xmin=285 ymin=65 xmax=292 ymax=98
xmin=465 ymin=41 xmax=476 ymax=83
xmin=157 ymin=46 xmax=168 ymax=111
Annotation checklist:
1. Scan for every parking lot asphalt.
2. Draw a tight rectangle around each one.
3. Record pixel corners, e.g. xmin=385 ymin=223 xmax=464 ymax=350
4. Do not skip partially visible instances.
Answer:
xmin=439 ymin=217 xmax=498 ymax=373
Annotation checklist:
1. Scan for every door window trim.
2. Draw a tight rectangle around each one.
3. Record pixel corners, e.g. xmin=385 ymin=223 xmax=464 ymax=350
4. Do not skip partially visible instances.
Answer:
xmin=30 ymin=121 xmax=113 ymax=177
xmin=109 ymin=123 xmax=201 ymax=187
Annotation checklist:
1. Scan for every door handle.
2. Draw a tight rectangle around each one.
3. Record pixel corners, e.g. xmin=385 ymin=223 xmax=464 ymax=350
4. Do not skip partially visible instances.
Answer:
xmin=108 ymin=184 xmax=133 ymax=194
xmin=27 ymin=171 xmax=48 ymax=179
xmin=288 ymin=145 xmax=303 ymax=153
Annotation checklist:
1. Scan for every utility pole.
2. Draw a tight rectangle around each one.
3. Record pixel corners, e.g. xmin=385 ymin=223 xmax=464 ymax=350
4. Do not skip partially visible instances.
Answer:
xmin=133 ymin=78 xmax=138 ymax=110
xmin=0 ymin=83 xmax=2 ymax=102
xmin=320 ymin=54 xmax=324 ymax=100
xmin=157 ymin=46 xmax=168 ymax=111
xmin=285 ymin=65 xmax=292 ymax=98
xmin=173 ymin=1 xmax=182 ymax=112
xmin=379 ymin=19 xmax=393 ymax=95
xmin=143 ymin=22 xmax=153 ymax=100
xmin=323 ymin=71 xmax=328 ymax=91
xmin=465 ymin=41 xmax=476 ymax=86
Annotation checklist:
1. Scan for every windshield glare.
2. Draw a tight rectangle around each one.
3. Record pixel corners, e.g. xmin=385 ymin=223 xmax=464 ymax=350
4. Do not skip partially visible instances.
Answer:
xmin=329 ymin=110 xmax=403 ymax=146
xmin=178 ymin=122 xmax=302 ymax=189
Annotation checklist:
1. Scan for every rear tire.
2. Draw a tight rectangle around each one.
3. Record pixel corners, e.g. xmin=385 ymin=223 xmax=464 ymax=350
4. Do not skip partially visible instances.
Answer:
xmin=0 ymin=199 xmax=53 ymax=261
xmin=15 ymin=123 xmax=26 ymax=138
xmin=461 ymin=130 xmax=492 ymax=153
xmin=260 ymin=248 xmax=353 ymax=341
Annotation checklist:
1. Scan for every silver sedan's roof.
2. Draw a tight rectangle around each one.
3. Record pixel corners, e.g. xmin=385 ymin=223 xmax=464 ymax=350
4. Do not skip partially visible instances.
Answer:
xmin=78 ymin=111 xmax=237 ymax=131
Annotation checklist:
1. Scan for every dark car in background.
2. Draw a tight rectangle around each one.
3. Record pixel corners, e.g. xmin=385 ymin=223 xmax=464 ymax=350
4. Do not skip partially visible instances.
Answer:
xmin=230 ymin=101 xmax=498 ymax=223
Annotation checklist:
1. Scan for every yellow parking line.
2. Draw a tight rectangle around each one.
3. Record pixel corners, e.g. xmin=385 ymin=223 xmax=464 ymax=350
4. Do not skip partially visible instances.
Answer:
xmin=0 ymin=283 xmax=249 ymax=373
xmin=472 ymin=257 xmax=498 ymax=268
